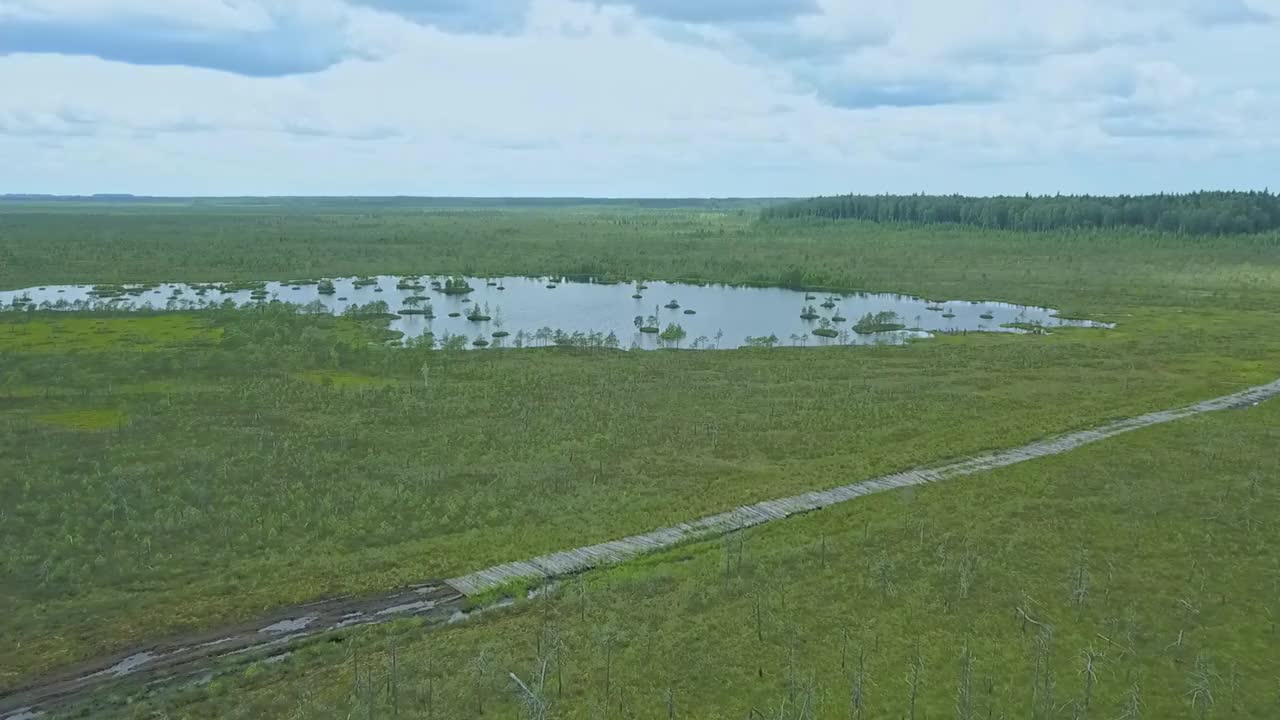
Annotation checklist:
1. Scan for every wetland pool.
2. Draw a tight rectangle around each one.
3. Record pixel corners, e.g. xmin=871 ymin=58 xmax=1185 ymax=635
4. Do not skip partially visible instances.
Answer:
xmin=0 ymin=276 xmax=1110 ymax=349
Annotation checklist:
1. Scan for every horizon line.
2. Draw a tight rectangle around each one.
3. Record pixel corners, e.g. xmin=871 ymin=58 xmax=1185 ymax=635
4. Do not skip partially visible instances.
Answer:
xmin=1 ymin=189 xmax=1273 ymax=201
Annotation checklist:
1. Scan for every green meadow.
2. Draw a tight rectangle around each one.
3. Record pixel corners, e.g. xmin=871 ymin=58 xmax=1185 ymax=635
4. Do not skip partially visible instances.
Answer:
xmin=2 ymin=200 xmax=1279 ymax=717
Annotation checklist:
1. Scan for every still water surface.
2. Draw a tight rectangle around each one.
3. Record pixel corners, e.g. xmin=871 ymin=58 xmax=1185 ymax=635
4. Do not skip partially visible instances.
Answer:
xmin=0 ymin=276 xmax=1109 ymax=349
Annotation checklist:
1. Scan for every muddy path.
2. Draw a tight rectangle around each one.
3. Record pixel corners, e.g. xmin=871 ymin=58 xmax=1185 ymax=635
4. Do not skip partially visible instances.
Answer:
xmin=5 ymin=377 xmax=1280 ymax=719
xmin=0 ymin=583 xmax=465 ymax=719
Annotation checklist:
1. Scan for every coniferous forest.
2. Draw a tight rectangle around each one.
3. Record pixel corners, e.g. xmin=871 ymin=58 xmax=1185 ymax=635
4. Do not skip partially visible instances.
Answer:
xmin=761 ymin=190 xmax=1280 ymax=235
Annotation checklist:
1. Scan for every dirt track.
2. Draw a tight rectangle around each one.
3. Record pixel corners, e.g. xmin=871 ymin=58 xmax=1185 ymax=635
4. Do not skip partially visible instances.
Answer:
xmin=5 ymin=377 xmax=1279 ymax=719
xmin=0 ymin=584 xmax=465 ymax=719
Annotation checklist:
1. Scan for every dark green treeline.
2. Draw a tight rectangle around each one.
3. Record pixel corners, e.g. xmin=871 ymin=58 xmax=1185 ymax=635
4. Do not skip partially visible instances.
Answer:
xmin=762 ymin=191 xmax=1280 ymax=235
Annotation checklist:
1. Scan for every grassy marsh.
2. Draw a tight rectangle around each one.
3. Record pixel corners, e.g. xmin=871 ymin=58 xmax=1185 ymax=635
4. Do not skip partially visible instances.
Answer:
xmin=3 ymin=201 xmax=1280 ymax=711
xmin=93 ymin=396 xmax=1280 ymax=719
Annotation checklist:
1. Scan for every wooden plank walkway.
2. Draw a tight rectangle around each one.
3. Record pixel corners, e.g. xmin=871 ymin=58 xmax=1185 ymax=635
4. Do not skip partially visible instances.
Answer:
xmin=446 ymin=378 xmax=1280 ymax=595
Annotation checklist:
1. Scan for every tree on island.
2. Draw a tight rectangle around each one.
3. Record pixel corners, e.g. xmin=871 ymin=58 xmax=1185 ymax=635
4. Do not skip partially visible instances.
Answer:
xmin=659 ymin=323 xmax=688 ymax=348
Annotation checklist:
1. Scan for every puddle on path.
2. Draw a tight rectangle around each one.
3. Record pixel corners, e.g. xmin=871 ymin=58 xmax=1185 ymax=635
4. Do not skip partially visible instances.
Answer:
xmin=259 ymin=617 xmax=316 ymax=634
xmin=87 ymin=652 xmax=155 ymax=679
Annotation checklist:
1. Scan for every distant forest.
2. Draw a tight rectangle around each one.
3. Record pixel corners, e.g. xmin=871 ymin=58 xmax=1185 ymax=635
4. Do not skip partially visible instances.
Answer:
xmin=762 ymin=191 xmax=1280 ymax=235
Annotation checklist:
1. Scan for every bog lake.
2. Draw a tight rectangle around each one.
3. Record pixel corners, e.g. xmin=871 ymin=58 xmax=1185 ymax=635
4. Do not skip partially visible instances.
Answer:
xmin=0 ymin=276 xmax=1111 ymax=349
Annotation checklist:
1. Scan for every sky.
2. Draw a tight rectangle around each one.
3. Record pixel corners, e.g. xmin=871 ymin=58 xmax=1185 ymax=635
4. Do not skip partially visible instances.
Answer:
xmin=0 ymin=0 xmax=1277 ymax=197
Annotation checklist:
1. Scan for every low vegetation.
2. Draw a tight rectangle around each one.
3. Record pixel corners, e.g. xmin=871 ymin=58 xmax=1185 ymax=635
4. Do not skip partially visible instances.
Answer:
xmin=3 ymin=200 xmax=1280 ymax=716
xmin=0 ymin=313 xmax=221 ymax=353
xmin=36 ymin=408 xmax=127 ymax=431
xmin=3 ymin=202 xmax=1277 ymax=314
xmin=107 ymin=394 xmax=1280 ymax=719
xmin=4 ymin=296 xmax=1278 ymax=690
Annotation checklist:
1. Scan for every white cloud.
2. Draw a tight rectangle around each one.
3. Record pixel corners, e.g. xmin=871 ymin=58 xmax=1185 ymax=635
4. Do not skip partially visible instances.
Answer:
xmin=0 ymin=0 xmax=1277 ymax=195
xmin=0 ymin=0 xmax=367 ymax=75
xmin=0 ymin=0 xmax=268 ymax=28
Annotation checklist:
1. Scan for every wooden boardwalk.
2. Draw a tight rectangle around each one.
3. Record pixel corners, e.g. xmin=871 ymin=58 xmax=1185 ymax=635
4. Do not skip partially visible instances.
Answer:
xmin=446 ymin=378 xmax=1280 ymax=595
